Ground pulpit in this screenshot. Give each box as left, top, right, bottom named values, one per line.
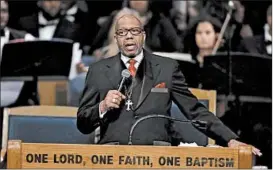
left=7, top=140, right=253, bottom=169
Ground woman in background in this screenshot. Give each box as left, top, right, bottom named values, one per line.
left=185, top=14, right=223, bottom=67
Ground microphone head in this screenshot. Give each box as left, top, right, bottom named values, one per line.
left=228, top=1, right=235, bottom=9
left=121, top=69, right=131, bottom=78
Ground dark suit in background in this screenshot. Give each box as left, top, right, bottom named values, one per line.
left=18, top=13, right=80, bottom=41
left=77, top=49, right=238, bottom=145
left=238, top=35, right=271, bottom=57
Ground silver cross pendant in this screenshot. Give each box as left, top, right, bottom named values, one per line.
left=125, top=99, right=133, bottom=111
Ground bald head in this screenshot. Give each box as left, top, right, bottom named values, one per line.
left=115, top=14, right=143, bottom=32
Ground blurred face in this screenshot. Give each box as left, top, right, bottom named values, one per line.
left=0, top=0, right=9, bottom=29
left=40, top=0, right=61, bottom=17
left=129, top=0, right=149, bottom=15
left=195, top=21, right=217, bottom=50
left=114, top=15, right=145, bottom=57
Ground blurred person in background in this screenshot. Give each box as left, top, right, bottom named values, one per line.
left=238, top=5, right=272, bottom=57
left=0, top=0, right=36, bottom=108
left=183, top=15, right=243, bottom=136
left=170, top=1, right=203, bottom=37
left=0, top=0, right=36, bottom=150
left=185, top=15, right=223, bottom=67
left=171, top=1, right=248, bottom=52
left=61, top=0, right=89, bottom=50
left=0, top=0, right=34, bottom=57
left=90, top=0, right=183, bottom=59
left=17, top=0, right=86, bottom=106
left=18, top=0, right=80, bottom=42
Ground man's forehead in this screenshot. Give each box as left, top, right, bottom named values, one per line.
left=116, top=15, right=142, bottom=29
left=117, top=24, right=141, bottom=30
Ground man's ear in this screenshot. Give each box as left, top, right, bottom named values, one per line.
left=142, top=31, right=146, bottom=44
left=114, top=34, right=118, bottom=44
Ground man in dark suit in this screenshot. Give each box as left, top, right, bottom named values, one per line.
left=77, top=14, right=261, bottom=156
left=18, top=0, right=80, bottom=42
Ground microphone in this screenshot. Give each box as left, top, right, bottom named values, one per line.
left=228, top=1, right=235, bottom=10
left=128, top=114, right=207, bottom=145
left=118, top=69, right=131, bottom=92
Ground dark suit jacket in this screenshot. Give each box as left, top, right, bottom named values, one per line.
left=18, top=13, right=80, bottom=42
left=77, top=49, right=238, bottom=145
left=8, top=28, right=27, bottom=40
left=238, top=35, right=271, bottom=57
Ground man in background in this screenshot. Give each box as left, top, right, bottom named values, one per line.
left=238, top=5, right=272, bottom=57
left=0, top=0, right=36, bottom=150
left=0, top=0, right=36, bottom=107
left=18, top=0, right=80, bottom=42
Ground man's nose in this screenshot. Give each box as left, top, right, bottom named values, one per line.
left=125, top=31, right=133, bottom=39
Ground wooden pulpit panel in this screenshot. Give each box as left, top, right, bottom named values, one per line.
left=38, top=80, right=68, bottom=105
left=7, top=140, right=252, bottom=169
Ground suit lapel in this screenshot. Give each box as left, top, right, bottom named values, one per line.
left=259, top=35, right=268, bottom=55
left=8, top=30, right=15, bottom=41
left=104, top=54, right=124, bottom=89
left=53, top=17, right=65, bottom=38
left=33, top=14, right=39, bottom=37
left=135, top=50, right=161, bottom=110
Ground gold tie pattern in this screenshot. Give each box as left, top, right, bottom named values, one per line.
left=128, top=59, right=137, bottom=77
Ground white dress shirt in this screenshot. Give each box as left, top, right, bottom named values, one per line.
left=38, top=12, right=59, bottom=40
left=264, top=24, right=272, bottom=55
left=120, top=50, right=144, bottom=70
left=65, top=4, right=78, bottom=23
left=0, top=28, right=10, bottom=57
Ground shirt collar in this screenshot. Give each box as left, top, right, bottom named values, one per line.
left=121, top=50, right=144, bottom=65
left=1, top=27, right=10, bottom=39
left=38, top=12, right=59, bottom=25
left=264, top=24, right=272, bottom=42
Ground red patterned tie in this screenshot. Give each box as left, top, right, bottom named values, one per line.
left=128, top=59, right=137, bottom=77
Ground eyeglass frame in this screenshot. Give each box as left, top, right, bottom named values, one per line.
left=115, top=27, right=144, bottom=37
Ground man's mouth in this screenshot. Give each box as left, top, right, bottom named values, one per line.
left=124, top=43, right=137, bottom=51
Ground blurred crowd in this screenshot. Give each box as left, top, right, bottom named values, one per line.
left=2, top=0, right=271, bottom=57
left=0, top=0, right=272, bottom=168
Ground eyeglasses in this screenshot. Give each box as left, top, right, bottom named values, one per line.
left=116, top=27, right=143, bottom=36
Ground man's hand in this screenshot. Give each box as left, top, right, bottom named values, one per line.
left=228, top=139, right=262, bottom=156
left=76, top=62, right=88, bottom=73
left=101, top=90, right=126, bottom=111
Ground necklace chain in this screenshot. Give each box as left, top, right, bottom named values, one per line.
left=125, top=79, right=135, bottom=100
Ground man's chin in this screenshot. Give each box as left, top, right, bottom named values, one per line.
left=124, top=51, right=137, bottom=58
left=123, top=49, right=142, bottom=57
